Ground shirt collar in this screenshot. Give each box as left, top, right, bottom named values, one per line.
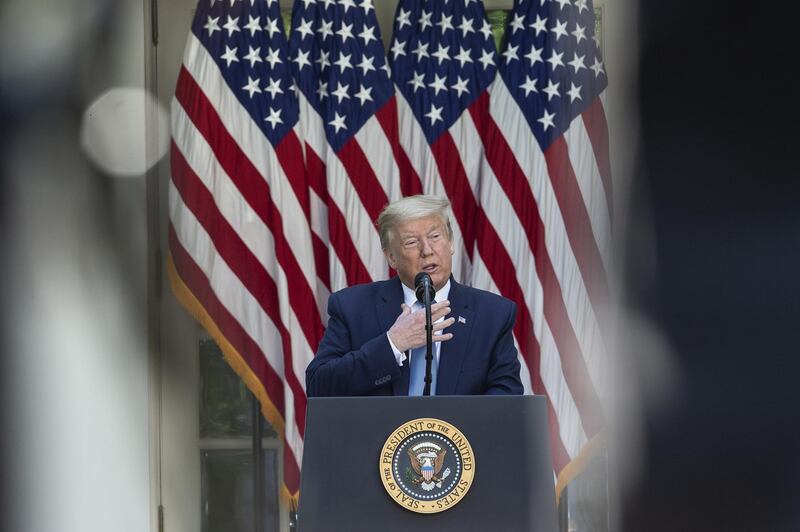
left=401, top=279, right=451, bottom=309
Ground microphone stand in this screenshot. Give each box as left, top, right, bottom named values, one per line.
left=422, top=280, right=433, bottom=396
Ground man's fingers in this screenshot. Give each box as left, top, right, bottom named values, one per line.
left=430, top=299, right=450, bottom=311
left=430, top=306, right=451, bottom=321
left=400, top=303, right=411, bottom=314
left=432, top=317, right=456, bottom=332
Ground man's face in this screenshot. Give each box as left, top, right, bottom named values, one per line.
left=384, top=215, right=454, bottom=291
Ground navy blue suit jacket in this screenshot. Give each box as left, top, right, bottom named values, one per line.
left=306, top=276, right=523, bottom=397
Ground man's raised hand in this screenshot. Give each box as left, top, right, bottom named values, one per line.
left=387, top=300, right=455, bottom=353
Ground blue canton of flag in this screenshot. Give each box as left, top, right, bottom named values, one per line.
left=288, top=0, right=394, bottom=152
left=193, top=0, right=299, bottom=146
left=390, top=0, right=498, bottom=143
left=499, top=0, right=607, bottom=148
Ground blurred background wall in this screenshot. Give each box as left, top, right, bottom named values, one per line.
left=1, top=1, right=152, bottom=531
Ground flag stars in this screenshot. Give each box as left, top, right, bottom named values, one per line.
left=357, top=54, right=376, bottom=75
left=419, top=10, right=433, bottom=31
left=572, top=23, right=586, bottom=44
left=318, top=19, right=334, bottom=40
left=567, top=82, right=582, bottom=102
left=265, top=47, right=282, bottom=68
left=454, top=46, right=473, bottom=67
left=554, top=0, right=571, bottom=10
left=432, top=44, right=450, bottom=65
left=458, top=16, right=474, bottom=37
left=358, top=24, right=377, bottom=46
left=509, top=13, right=525, bottom=34
left=221, top=45, right=239, bottom=66
left=296, top=18, right=314, bottom=39
left=538, top=109, right=556, bottom=131
left=530, top=14, right=547, bottom=36
left=293, top=49, right=311, bottom=69
left=334, top=52, right=353, bottom=73
left=408, top=71, right=426, bottom=92
left=478, top=48, right=495, bottom=69
left=244, top=46, right=262, bottom=67
left=340, top=0, right=356, bottom=12
left=412, top=41, right=430, bottom=62
left=336, top=22, right=354, bottom=43
left=525, top=45, right=543, bottom=65
left=543, top=79, right=560, bottom=101
left=392, top=39, right=407, bottom=58
left=397, top=8, right=412, bottom=29
left=502, top=44, right=519, bottom=63
left=223, top=16, right=240, bottom=36
left=244, top=15, right=260, bottom=36
left=264, top=107, right=283, bottom=129
left=425, top=104, right=444, bottom=125
left=429, top=74, right=447, bottom=95
left=575, top=0, right=589, bottom=13
left=437, top=14, right=454, bottom=33
left=547, top=49, right=565, bottom=70
left=300, top=0, right=316, bottom=8
left=359, top=0, right=374, bottom=15
left=316, top=80, right=328, bottom=100
left=315, top=49, right=331, bottom=70
left=355, top=84, right=373, bottom=105
left=520, top=75, right=538, bottom=96
left=568, top=52, right=586, bottom=73
left=332, top=81, right=350, bottom=103
left=262, top=20, right=279, bottom=40
left=329, top=112, right=347, bottom=133
left=479, top=19, right=493, bottom=39
left=590, top=57, right=605, bottom=77
left=321, top=0, right=335, bottom=9
left=204, top=15, right=221, bottom=36
left=264, top=78, right=283, bottom=98
left=451, top=76, right=470, bottom=97
left=551, top=19, right=569, bottom=40
left=242, top=76, right=262, bottom=98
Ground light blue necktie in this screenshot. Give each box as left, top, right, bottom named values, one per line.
left=408, top=302, right=438, bottom=396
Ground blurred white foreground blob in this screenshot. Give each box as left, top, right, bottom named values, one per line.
left=80, top=87, right=169, bottom=177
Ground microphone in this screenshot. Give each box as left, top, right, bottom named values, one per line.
left=414, top=271, right=436, bottom=304
left=413, top=272, right=435, bottom=396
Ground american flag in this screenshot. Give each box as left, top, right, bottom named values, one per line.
left=390, top=0, right=610, bottom=497
left=484, top=0, right=610, bottom=497
left=168, top=0, right=323, bottom=501
left=288, top=0, right=410, bottom=293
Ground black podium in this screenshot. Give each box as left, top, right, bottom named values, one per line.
left=297, top=395, right=558, bottom=532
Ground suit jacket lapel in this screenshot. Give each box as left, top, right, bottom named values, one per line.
left=437, top=279, right=474, bottom=395
left=375, top=277, right=409, bottom=395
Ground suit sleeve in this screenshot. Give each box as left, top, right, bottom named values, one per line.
left=484, top=300, right=524, bottom=395
left=306, top=292, right=402, bottom=397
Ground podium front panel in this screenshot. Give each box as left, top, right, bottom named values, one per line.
left=297, top=395, right=558, bottom=532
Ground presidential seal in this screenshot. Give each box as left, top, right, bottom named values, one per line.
left=379, top=418, right=475, bottom=514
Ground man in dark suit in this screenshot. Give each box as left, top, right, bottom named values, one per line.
left=306, top=195, right=523, bottom=397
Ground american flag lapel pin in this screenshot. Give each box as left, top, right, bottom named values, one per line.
left=458, top=316, right=466, bottom=324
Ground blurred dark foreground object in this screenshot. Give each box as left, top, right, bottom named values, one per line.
left=623, top=1, right=800, bottom=531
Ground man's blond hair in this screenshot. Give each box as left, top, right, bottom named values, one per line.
left=376, top=195, right=454, bottom=249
